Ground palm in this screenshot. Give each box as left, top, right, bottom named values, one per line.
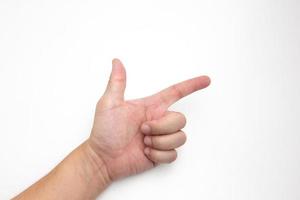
left=89, top=59, right=210, bottom=181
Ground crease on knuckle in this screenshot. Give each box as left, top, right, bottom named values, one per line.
left=171, top=85, right=184, bottom=99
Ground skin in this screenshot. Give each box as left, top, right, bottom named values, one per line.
left=12, top=58, right=211, bottom=200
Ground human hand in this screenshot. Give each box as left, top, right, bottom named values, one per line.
left=88, top=58, right=210, bottom=182
left=12, top=58, right=210, bottom=200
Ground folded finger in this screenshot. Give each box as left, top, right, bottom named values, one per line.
left=144, top=148, right=177, bottom=164
left=141, top=111, right=186, bottom=135
left=144, top=131, right=186, bottom=150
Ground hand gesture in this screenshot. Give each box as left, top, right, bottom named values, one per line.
left=88, top=58, right=211, bottom=181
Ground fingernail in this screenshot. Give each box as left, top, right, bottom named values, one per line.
left=141, top=124, right=151, bottom=134
left=144, top=147, right=150, bottom=155
left=112, top=58, right=118, bottom=65
left=144, top=136, right=152, bottom=146
left=112, top=59, right=118, bottom=70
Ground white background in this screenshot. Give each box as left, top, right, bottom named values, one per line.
left=0, top=0, right=299, bottom=199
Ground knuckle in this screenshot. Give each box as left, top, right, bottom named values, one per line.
left=112, top=76, right=126, bottom=83
left=171, top=85, right=184, bottom=99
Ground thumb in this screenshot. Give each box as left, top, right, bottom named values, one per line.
left=103, top=58, right=126, bottom=104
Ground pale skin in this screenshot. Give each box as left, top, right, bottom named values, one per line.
left=12, top=58, right=211, bottom=200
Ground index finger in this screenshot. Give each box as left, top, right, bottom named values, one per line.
left=149, top=75, right=211, bottom=108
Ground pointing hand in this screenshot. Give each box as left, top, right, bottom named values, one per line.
left=88, top=58, right=211, bottom=181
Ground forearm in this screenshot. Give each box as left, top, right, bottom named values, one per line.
left=12, top=140, right=111, bottom=200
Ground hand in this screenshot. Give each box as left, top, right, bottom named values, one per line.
left=88, top=58, right=210, bottom=182
left=12, top=58, right=210, bottom=200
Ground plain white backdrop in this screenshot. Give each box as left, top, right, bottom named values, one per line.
left=0, top=0, right=299, bottom=199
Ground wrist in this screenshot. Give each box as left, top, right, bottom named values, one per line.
left=12, top=140, right=112, bottom=200
left=81, top=140, right=113, bottom=188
